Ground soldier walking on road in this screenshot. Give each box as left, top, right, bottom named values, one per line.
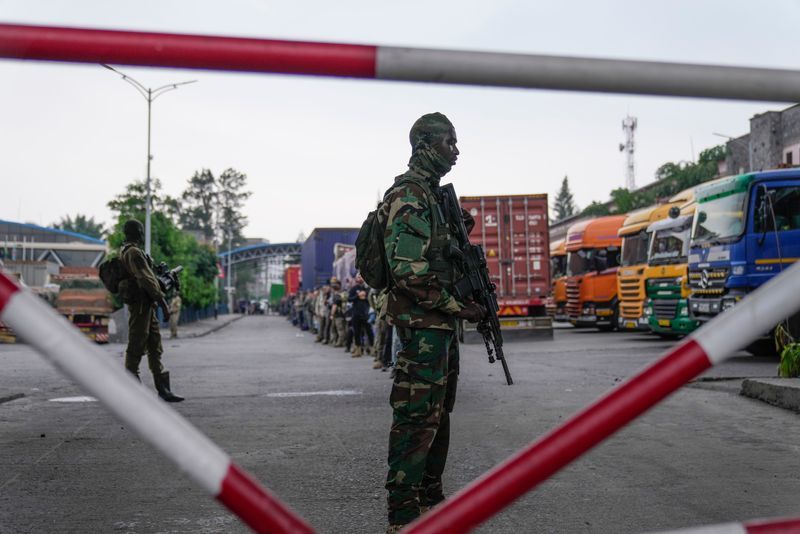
left=118, top=219, right=184, bottom=403
left=169, top=294, right=182, bottom=339
left=380, top=113, right=484, bottom=533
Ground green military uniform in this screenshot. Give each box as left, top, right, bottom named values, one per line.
left=382, top=113, right=469, bottom=528
left=118, top=220, right=183, bottom=402
left=169, top=295, right=182, bottom=338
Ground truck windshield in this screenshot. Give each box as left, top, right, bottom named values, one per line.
left=650, top=224, right=690, bottom=265
left=551, top=255, right=567, bottom=278
left=567, top=249, right=593, bottom=276
left=692, top=191, right=747, bottom=243
left=621, top=231, right=649, bottom=266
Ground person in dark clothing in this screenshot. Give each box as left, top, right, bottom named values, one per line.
left=350, top=288, right=374, bottom=357
left=348, top=273, right=368, bottom=302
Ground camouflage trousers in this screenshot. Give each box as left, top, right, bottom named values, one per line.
left=386, top=326, right=458, bottom=525
left=124, top=300, right=166, bottom=376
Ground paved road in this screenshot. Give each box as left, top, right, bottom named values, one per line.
left=0, top=316, right=797, bottom=533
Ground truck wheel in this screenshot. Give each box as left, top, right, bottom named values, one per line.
left=597, top=304, right=619, bottom=332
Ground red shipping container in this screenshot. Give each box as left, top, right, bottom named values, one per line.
left=459, top=194, right=550, bottom=316
left=284, top=265, right=301, bottom=296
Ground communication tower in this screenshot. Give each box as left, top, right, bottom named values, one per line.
left=619, top=115, right=637, bottom=190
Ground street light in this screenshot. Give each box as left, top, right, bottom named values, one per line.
left=713, top=131, right=753, bottom=173
left=103, top=64, right=197, bottom=255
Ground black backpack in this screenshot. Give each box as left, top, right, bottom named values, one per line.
left=355, top=206, right=390, bottom=290
left=98, top=246, right=131, bottom=294
left=356, top=177, right=425, bottom=290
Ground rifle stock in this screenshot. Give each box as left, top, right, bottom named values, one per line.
left=440, top=184, right=513, bottom=385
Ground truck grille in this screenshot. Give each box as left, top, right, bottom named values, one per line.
left=566, top=278, right=581, bottom=319
left=653, top=299, right=679, bottom=320
left=619, top=275, right=643, bottom=301
left=688, top=267, right=728, bottom=296
left=620, top=301, right=643, bottom=319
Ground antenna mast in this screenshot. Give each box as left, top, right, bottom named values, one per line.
left=620, top=115, right=637, bottom=190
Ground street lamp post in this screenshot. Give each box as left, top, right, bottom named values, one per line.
left=713, top=131, right=753, bottom=173
left=103, top=64, right=196, bottom=254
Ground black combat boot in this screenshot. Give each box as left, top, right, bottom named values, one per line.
left=154, top=372, right=184, bottom=403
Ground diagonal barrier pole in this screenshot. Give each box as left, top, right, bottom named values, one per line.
left=404, top=261, right=800, bottom=533
left=0, top=273, right=315, bottom=534
left=3, top=23, right=800, bottom=102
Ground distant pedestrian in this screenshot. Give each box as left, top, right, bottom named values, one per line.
left=169, top=294, right=182, bottom=339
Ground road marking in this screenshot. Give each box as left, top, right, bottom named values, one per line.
left=49, top=396, right=98, bottom=403
left=267, top=390, right=361, bottom=398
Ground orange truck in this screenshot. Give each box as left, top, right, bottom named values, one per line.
left=54, top=277, right=113, bottom=343
left=565, top=215, right=626, bottom=330
left=546, top=238, right=568, bottom=322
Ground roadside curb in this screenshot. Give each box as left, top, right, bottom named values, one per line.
left=0, top=393, right=25, bottom=405
left=184, top=314, right=245, bottom=339
left=740, top=378, right=800, bottom=412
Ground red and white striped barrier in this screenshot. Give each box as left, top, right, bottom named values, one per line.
left=403, top=261, right=800, bottom=534
left=2, top=23, right=800, bottom=102
left=650, top=516, right=800, bottom=534
left=0, top=273, right=314, bottom=534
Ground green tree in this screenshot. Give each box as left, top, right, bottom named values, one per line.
left=180, top=169, right=218, bottom=241
left=52, top=214, right=105, bottom=239
left=217, top=168, right=252, bottom=246
left=107, top=179, right=218, bottom=309
left=582, top=201, right=611, bottom=217
left=553, top=176, right=577, bottom=221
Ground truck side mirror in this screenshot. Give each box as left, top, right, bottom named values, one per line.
left=668, top=206, right=680, bottom=219
left=697, top=211, right=707, bottom=224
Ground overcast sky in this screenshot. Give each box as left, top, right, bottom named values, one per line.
left=1, top=1, right=796, bottom=243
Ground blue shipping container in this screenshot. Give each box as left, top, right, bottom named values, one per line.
left=301, top=228, right=359, bottom=289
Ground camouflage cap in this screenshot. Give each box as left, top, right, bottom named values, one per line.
left=409, top=112, right=454, bottom=149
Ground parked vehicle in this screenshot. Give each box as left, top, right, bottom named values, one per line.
left=644, top=199, right=699, bottom=337
left=300, top=228, right=359, bottom=289
left=54, top=277, right=113, bottom=343
left=688, top=170, right=800, bottom=354
left=565, top=215, right=626, bottom=330
left=459, top=193, right=553, bottom=337
left=546, top=238, right=569, bottom=322
left=616, top=188, right=693, bottom=331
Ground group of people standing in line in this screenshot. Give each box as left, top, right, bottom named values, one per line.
left=279, top=272, right=399, bottom=373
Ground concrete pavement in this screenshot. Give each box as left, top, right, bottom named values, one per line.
left=1, top=316, right=798, bottom=533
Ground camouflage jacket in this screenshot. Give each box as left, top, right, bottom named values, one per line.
left=118, top=243, right=163, bottom=304
left=381, top=169, right=463, bottom=330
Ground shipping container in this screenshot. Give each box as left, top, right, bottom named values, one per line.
left=284, top=265, right=301, bottom=296
left=460, top=193, right=551, bottom=325
left=300, top=228, right=359, bottom=289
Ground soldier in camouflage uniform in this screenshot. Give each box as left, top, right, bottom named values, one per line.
left=118, top=220, right=184, bottom=403
left=381, top=113, right=485, bottom=532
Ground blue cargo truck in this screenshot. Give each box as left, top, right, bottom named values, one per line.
left=688, top=169, right=800, bottom=354
left=300, top=227, right=359, bottom=289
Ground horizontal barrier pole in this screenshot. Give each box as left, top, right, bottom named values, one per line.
left=2, top=23, right=800, bottom=101
left=0, top=272, right=314, bottom=534
left=404, top=260, right=800, bottom=533
left=650, top=516, right=800, bottom=534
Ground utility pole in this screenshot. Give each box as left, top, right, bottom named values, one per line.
left=103, top=64, right=196, bottom=254
left=619, top=115, right=638, bottom=190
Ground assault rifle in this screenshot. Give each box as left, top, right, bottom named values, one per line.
left=439, top=183, right=513, bottom=385
left=155, top=263, right=183, bottom=294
